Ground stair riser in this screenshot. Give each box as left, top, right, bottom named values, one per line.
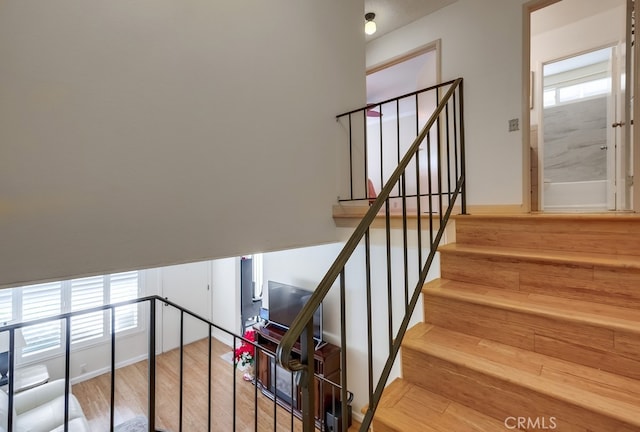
left=440, top=252, right=640, bottom=308
left=424, top=296, right=640, bottom=380
left=455, top=217, right=640, bottom=256
left=402, top=347, right=638, bottom=432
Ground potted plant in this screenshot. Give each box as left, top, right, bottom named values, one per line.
left=234, top=329, right=256, bottom=381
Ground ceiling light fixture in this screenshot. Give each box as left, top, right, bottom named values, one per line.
left=364, top=12, right=377, bottom=35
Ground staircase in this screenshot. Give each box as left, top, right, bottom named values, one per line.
left=372, top=214, right=640, bottom=431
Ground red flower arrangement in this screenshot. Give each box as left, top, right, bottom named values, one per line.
left=234, top=329, right=256, bottom=370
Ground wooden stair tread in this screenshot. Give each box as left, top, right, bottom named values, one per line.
left=423, top=278, right=640, bottom=333
left=403, top=323, right=640, bottom=426
left=374, top=378, right=524, bottom=432
left=451, top=213, right=640, bottom=222
left=439, top=243, right=640, bottom=269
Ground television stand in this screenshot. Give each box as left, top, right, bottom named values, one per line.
left=315, top=340, right=327, bottom=350
left=263, top=322, right=327, bottom=351
left=255, top=325, right=341, bottom=424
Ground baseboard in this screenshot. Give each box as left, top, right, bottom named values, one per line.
left=211, top=328, right=234, bottom=348
left=465, top=204, right=526, bottom=214
left=334, top=203, right=527, bottom=217
left=71, top=354, right=148, bottom=385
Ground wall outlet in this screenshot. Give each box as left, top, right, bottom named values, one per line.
left=508, top=118, right=519, bottom=132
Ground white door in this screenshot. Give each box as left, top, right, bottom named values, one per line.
left=161, top=261, right=212, bottom=352
left=618, top=0, right=635, bottom=210
left=210, top=257, right=239, bottom=346
left=541, top=47, right=616, bottom=211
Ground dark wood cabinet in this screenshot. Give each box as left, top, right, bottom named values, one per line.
left=255, top=325, right=341, bottom=422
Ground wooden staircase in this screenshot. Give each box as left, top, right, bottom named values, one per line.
left=372, top=214, right=640, bottom=432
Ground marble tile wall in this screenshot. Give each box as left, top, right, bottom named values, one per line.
left=543, top=96, right=607, bottom=183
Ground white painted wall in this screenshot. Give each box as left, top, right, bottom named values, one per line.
left=0, top=0, right=365, bottom=288
left=210, top=257, right=240, bottom=346
left=366, top=0, right=527, bottom=206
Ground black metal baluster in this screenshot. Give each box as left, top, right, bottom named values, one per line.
left=436, top=87, right=443, bottom=225
left=7, top=330, right=15, bottom=432
left=179, top=311, right=184, bottom=432
left=289, top=366, right=294, bottom=432
left=459, top=81, right=467, bottom=214
left=364, top=110, right=369, bottom=201
left=415, top=94, right=423, bottom=268
left=300, top=321, right=315, bottom=431
left=232, top=336, right=237, bottom=432
left=365, top=228, right=374, bottom=406
left=385, top=198, right=393, bottom=355
left=349, top=114, right=354, bottom=200
left=110, top=308, right=116, bottom=432
left=380, top=103, right=384, bottom=194
left=253, top=340, right=258, bottom=432
left=445, top=97, right=452, bottom=205
left=427, top=132, right=434, bottom=248
left=340, top=269, right=349, bottom=432
left=64, top=317, right=71, bottom=432
left=208, top=328, right=212, bottom=432
left=453, top=88, right=460, bottom=192
left=148, top=301, right=156, bottom=432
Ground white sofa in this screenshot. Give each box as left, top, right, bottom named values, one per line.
left=0, top=379, right=90, bottom=432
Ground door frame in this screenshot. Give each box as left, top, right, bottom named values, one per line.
left=366, top=39, right=441, bottom=79
left=538, top=45, right=617, bottom=211
left=522, top=0, right=638, bottom=212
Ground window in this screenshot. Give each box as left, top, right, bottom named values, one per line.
left=21, top=281, right=63, bottom=355
left=543, top=48, right=612, bottom=108
left=544, top=77, right=611, bottom=108
left=252, top=254, right=264, bottom=299
left=2, top=271, right=141, bottom=358
left=0, top=289, right=12, bottom=325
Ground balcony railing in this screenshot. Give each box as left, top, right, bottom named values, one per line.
left=277, top=78, right=465, bottom=432
left=2, top=295, right=342, bottom=431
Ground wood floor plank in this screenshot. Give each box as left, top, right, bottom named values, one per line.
left=534, top=334, right=640, bottom=380
left=439, top=243, right=640, bottom=308
left=423, top=278, right=640, bottom=377
left=372, top=378, right=523, bottom=432
left=401, top=323, right=640, bottom=431
left=452, top=214, right=640, bottom=256
left=73, top=337, right=361, bottom=432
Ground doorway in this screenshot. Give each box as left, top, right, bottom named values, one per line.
left=365, top=41, right=441, bottom=209
left=526, top=0, right=634, bottom=212
left=161, top=261, right=212, bottom=352
left=541, top=47, right=615, bottom=211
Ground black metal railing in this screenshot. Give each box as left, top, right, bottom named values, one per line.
left=277, top=78, right=465, bottom=431
left=1, top=296, right=338, bottom=431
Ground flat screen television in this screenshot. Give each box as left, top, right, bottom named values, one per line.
left=267, top=281, right=323, bottom=345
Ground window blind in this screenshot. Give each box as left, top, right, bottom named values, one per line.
left=21, top=282, right=63, bottom=355
left=71, top=275, right=106, bottom=344
left=110, top=271, right=139, bottom=332
left=0, top=289, right=12, bottom=325
left=6, top=271, right=140, bottom=358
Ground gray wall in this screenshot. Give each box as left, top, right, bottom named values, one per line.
left=543, top=97, right=607, bottom=182
left=0, top=1, right=365, bottom=287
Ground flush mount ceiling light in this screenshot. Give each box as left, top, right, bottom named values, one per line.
left=364, top=12, right=377, bottom=35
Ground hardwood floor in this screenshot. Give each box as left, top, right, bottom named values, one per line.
left=73, top=337, right=360, bottom=431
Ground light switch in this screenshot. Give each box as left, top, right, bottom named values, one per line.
left=508, top=118, right=519, bottom=132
